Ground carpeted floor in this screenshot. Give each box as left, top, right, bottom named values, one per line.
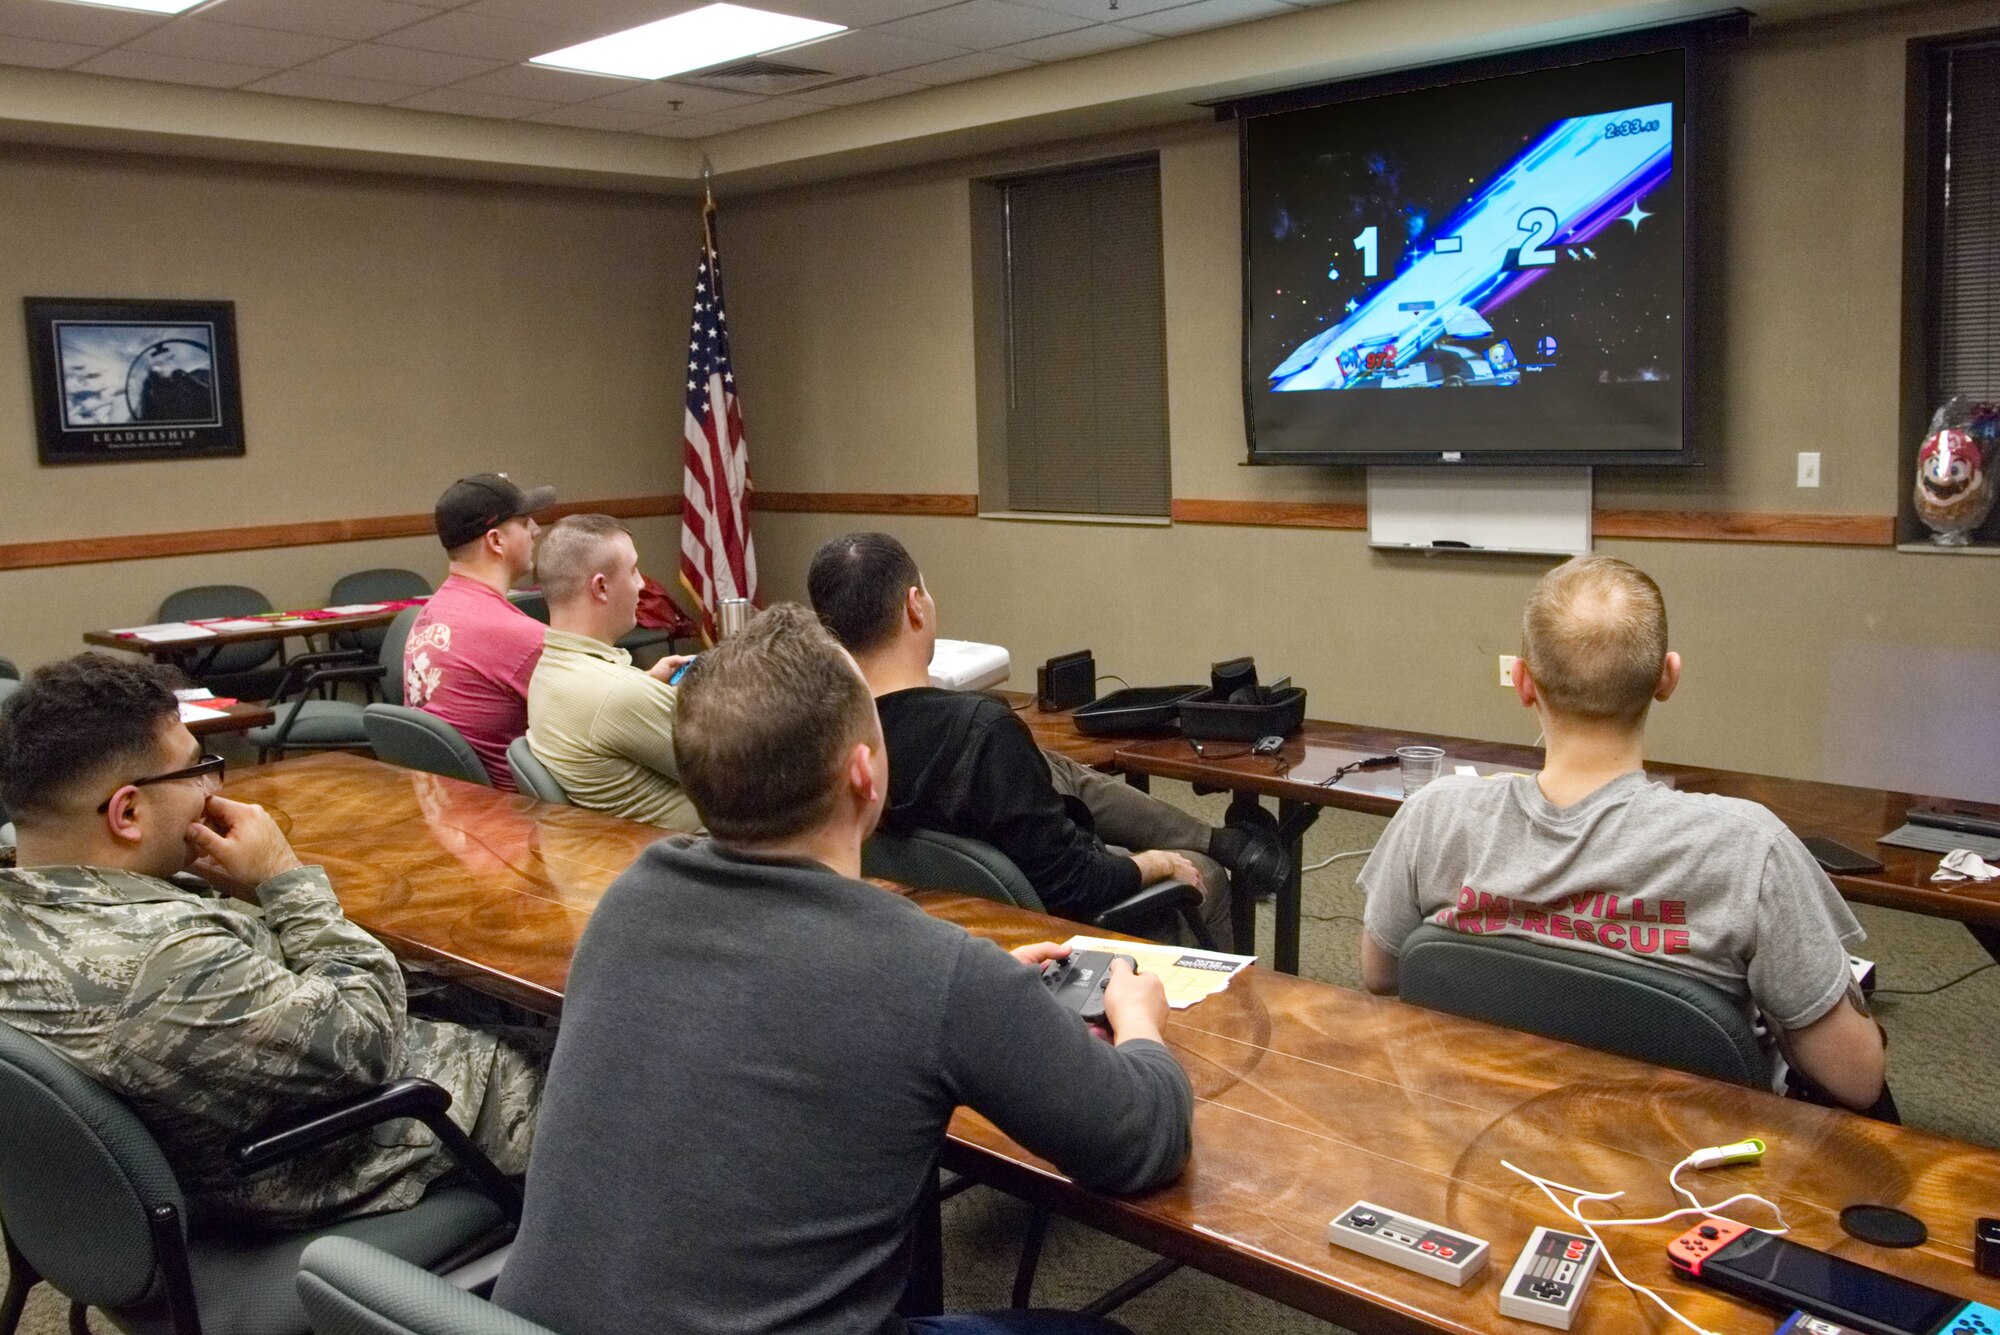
left=10, top=780, right=1996, bottom=1335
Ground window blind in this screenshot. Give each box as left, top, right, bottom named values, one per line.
left=1933, top=41, right=2000, bottom=403
left=1002, top=160, right=1171, bottom=517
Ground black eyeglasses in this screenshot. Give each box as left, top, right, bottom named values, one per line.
left=98, top=754, right=226, bottom=813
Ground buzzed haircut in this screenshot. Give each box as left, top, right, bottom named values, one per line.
left=806, top=532, right=921, bottom=656
left=536, top=514, right=632, bottom=607
left=0, top=654, right=185, bottom=824
left=1521, top=554, right=1669, bottom=725
left=672, top=603, right=877, bottom=845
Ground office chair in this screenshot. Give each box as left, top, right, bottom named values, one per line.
left=504, top=593, right=548, bottom=625
left=362, top=705, right=491, bottom=787
left=504, top=739, right=569, bottom=806
left=298, top=1238, right=553, bottom=1335
left=0, top=1020, right=518, bottom=1335
left=250, top=608, right=423, bottom=763
left=156, top=585, right=287, bottom=700
left=1395, top=923, right=1771, bottom=1088
left=862, top=827, right=1218, bottom=951
left=328, top=570, right=431, bottom=662
left=0, top=658, right=18, bottom=680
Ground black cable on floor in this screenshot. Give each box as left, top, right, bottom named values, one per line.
left=1875, top=961, right=1998, bottom=996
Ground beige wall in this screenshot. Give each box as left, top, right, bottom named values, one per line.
left=727, top=2, right=2000, bottom=801
left=0, top=146, right=694, bottom=669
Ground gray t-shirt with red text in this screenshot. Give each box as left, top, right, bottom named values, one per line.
left=1360, top=770, right=1863, bottom=1031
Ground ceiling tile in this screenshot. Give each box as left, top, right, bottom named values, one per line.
left=243, top=67, right=429, bottom=102
left=0, top=32, right=97, bottom=67
left=199, top=0, right=444, bottom=43
left=0, top=0, right=162, bottom=46
left=375, top=10, right=577, bottom=62
left=297, top=41, right=503, bottom=84
left=587, top=78, right=758, bottom=115
left=394, top=85, right=559, bottom=117
left=998, top=22, right=1147, bottom=59
left=1117, top=0, right=1293, bottom=33
left=639, top=114, right=729, bottom=138
left=524, top=101, right=662, bottom=130
left=1008, top=0, right=1188, bottom=22
left=774, top=0, right=958, bottom=26
left=696, top=96, right=817, bottom=127
left=74, top=47, right=271, bottom=87
left=897, top=49, right=1029, bottom=84
left=783, top=72, right=922, bottom=104
left=460, top=0, right=704, bottom=34
left=447, top=61, right=638, bottom=101
left=878, top=0, right=1085, bottom=48
left=786, top=28, right=963, bottom=76
left=122, top=18, right=349, bottom=67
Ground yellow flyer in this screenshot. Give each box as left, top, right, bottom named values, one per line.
left=1059, top=935, right=1257, bottom=1009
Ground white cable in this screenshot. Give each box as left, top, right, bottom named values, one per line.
left=1303, top=848, right=1373, bottom=872
left=1500, top=1148, right=1789, bottom=1335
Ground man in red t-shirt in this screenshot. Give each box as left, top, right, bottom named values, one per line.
left=402, top=474, right=554, bottom=790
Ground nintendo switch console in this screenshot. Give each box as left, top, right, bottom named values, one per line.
left=1670, top=1219, right=1999, bottom=1335
left=1039, top=951, right=1136, bottom=1025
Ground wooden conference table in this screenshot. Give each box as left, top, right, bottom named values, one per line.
left=225, top=753, right=2000, bottom=1335
left=83, top=604, right=412, bottom=659
left=1005, top=693, right=2000, bottom=975
left=184, top=700, right=275, bottom=737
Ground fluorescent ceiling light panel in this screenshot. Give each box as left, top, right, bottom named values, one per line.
left=55, top=0, right=207, bottom=12
left=531, top=4, right=845, bottom=80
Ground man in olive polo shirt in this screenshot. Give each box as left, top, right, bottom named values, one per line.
left=525, top=515, right=701, bottom=832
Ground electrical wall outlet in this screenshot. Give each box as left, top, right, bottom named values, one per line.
left=1797, top=452, right=1821, bottom=487
left=1499, top=654, right=1519, bottom=688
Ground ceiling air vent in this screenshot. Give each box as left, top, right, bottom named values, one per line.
left=680, top=59, right=853, bottom=95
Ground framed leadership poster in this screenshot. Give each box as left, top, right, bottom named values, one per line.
left=24, top=297, right=247, bottom=465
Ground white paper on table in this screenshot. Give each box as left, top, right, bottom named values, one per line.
left=266, top=619, right=317, bottom=629
left=173, top=688, right=216, bottom=701
left=177, top=703, right=229, bottom=723
left=321, top=603, right=387, bottom=615
left=198, top=618, right=277, bottom=632
left=1060, top=935, right=1258, bottom=1009
left=114, top=623, right=217, bottom=643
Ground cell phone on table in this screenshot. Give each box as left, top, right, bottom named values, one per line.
left=1669, top=1220, right=1985, bottom=1335
left=1801, top=836, right=1885, bottom=876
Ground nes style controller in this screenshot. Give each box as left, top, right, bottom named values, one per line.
left=1326, top=1201, right=1489, bottom=1286
left=1497, top=1227, right=1600, bottom=1329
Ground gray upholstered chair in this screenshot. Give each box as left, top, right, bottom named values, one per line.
left=504, top=592, right=548, bottom=625
left=861, top=827, right=1217, bottom=950
left=362, top=705, right=491, bottom=787
left=504, top=738, right=568, bottom=806
left=0, top=658, right=18, bottom=680
left=1395, top=923, right=1771, bottom=1088
left=156, top=585, right=287, bottom=701
left=250, top=608, right=424, bottom=763
left=328, top=570, right=432, bottom=662
left=298, top=1238, right=555, bottom=1335
left=0, top=1021, right=517, bottom=1335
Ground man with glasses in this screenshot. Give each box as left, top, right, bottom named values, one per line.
left=0, top=654, right=545, bottom=1226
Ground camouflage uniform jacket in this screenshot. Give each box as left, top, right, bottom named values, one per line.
left=0, top=860, right=521, bottom=1227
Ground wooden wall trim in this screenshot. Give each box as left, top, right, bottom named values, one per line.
left=0, top=491, right=1898, bottom=573
left=1172, top=498, right=1368, bottom=529
left=751, top=491, right=979, bottom=516
left=0, top=495, right=682, bottom=573
left=1174, top=497, right=1896, bottom=546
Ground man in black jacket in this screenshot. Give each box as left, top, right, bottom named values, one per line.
left=495, top=604, right=1190, bottom=1335
left=808, top=532, right=1287, bottom=950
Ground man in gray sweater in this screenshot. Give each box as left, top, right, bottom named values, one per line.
left=494, top=603, right=1192, bottom=1335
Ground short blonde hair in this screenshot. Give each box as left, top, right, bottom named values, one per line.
left=1521, top=555, right=1668, bottom=724
left=536, top=514, right=630, bottom=608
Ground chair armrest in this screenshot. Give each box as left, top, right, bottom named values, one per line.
left=228, top=1077, right=521, bottom=1220
left=268, top=650, right=370, bottom=704
left=1092, top=878, right=1199, bottom=936
left=263, top=664, right=387, bottom=750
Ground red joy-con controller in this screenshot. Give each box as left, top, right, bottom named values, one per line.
left=1668, top=1219, right=1753, bottom=1277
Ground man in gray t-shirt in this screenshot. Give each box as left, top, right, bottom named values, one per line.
left=1360, top=555, right=1887, bottom=1114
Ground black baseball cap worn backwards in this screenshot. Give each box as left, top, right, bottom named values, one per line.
left=435, top=473, right=557, bottom=550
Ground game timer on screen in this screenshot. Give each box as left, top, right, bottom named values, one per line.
left=1242, top=47, right=1695, bottom=464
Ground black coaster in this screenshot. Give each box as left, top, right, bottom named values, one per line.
left=1841, top=1204, right=1928, bottom=1248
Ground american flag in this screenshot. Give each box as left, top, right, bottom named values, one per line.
left=679, top=195, right=758, bottom=644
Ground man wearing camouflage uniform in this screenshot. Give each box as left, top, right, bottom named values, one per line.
left=0, top=655, right=545, bottom=1228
